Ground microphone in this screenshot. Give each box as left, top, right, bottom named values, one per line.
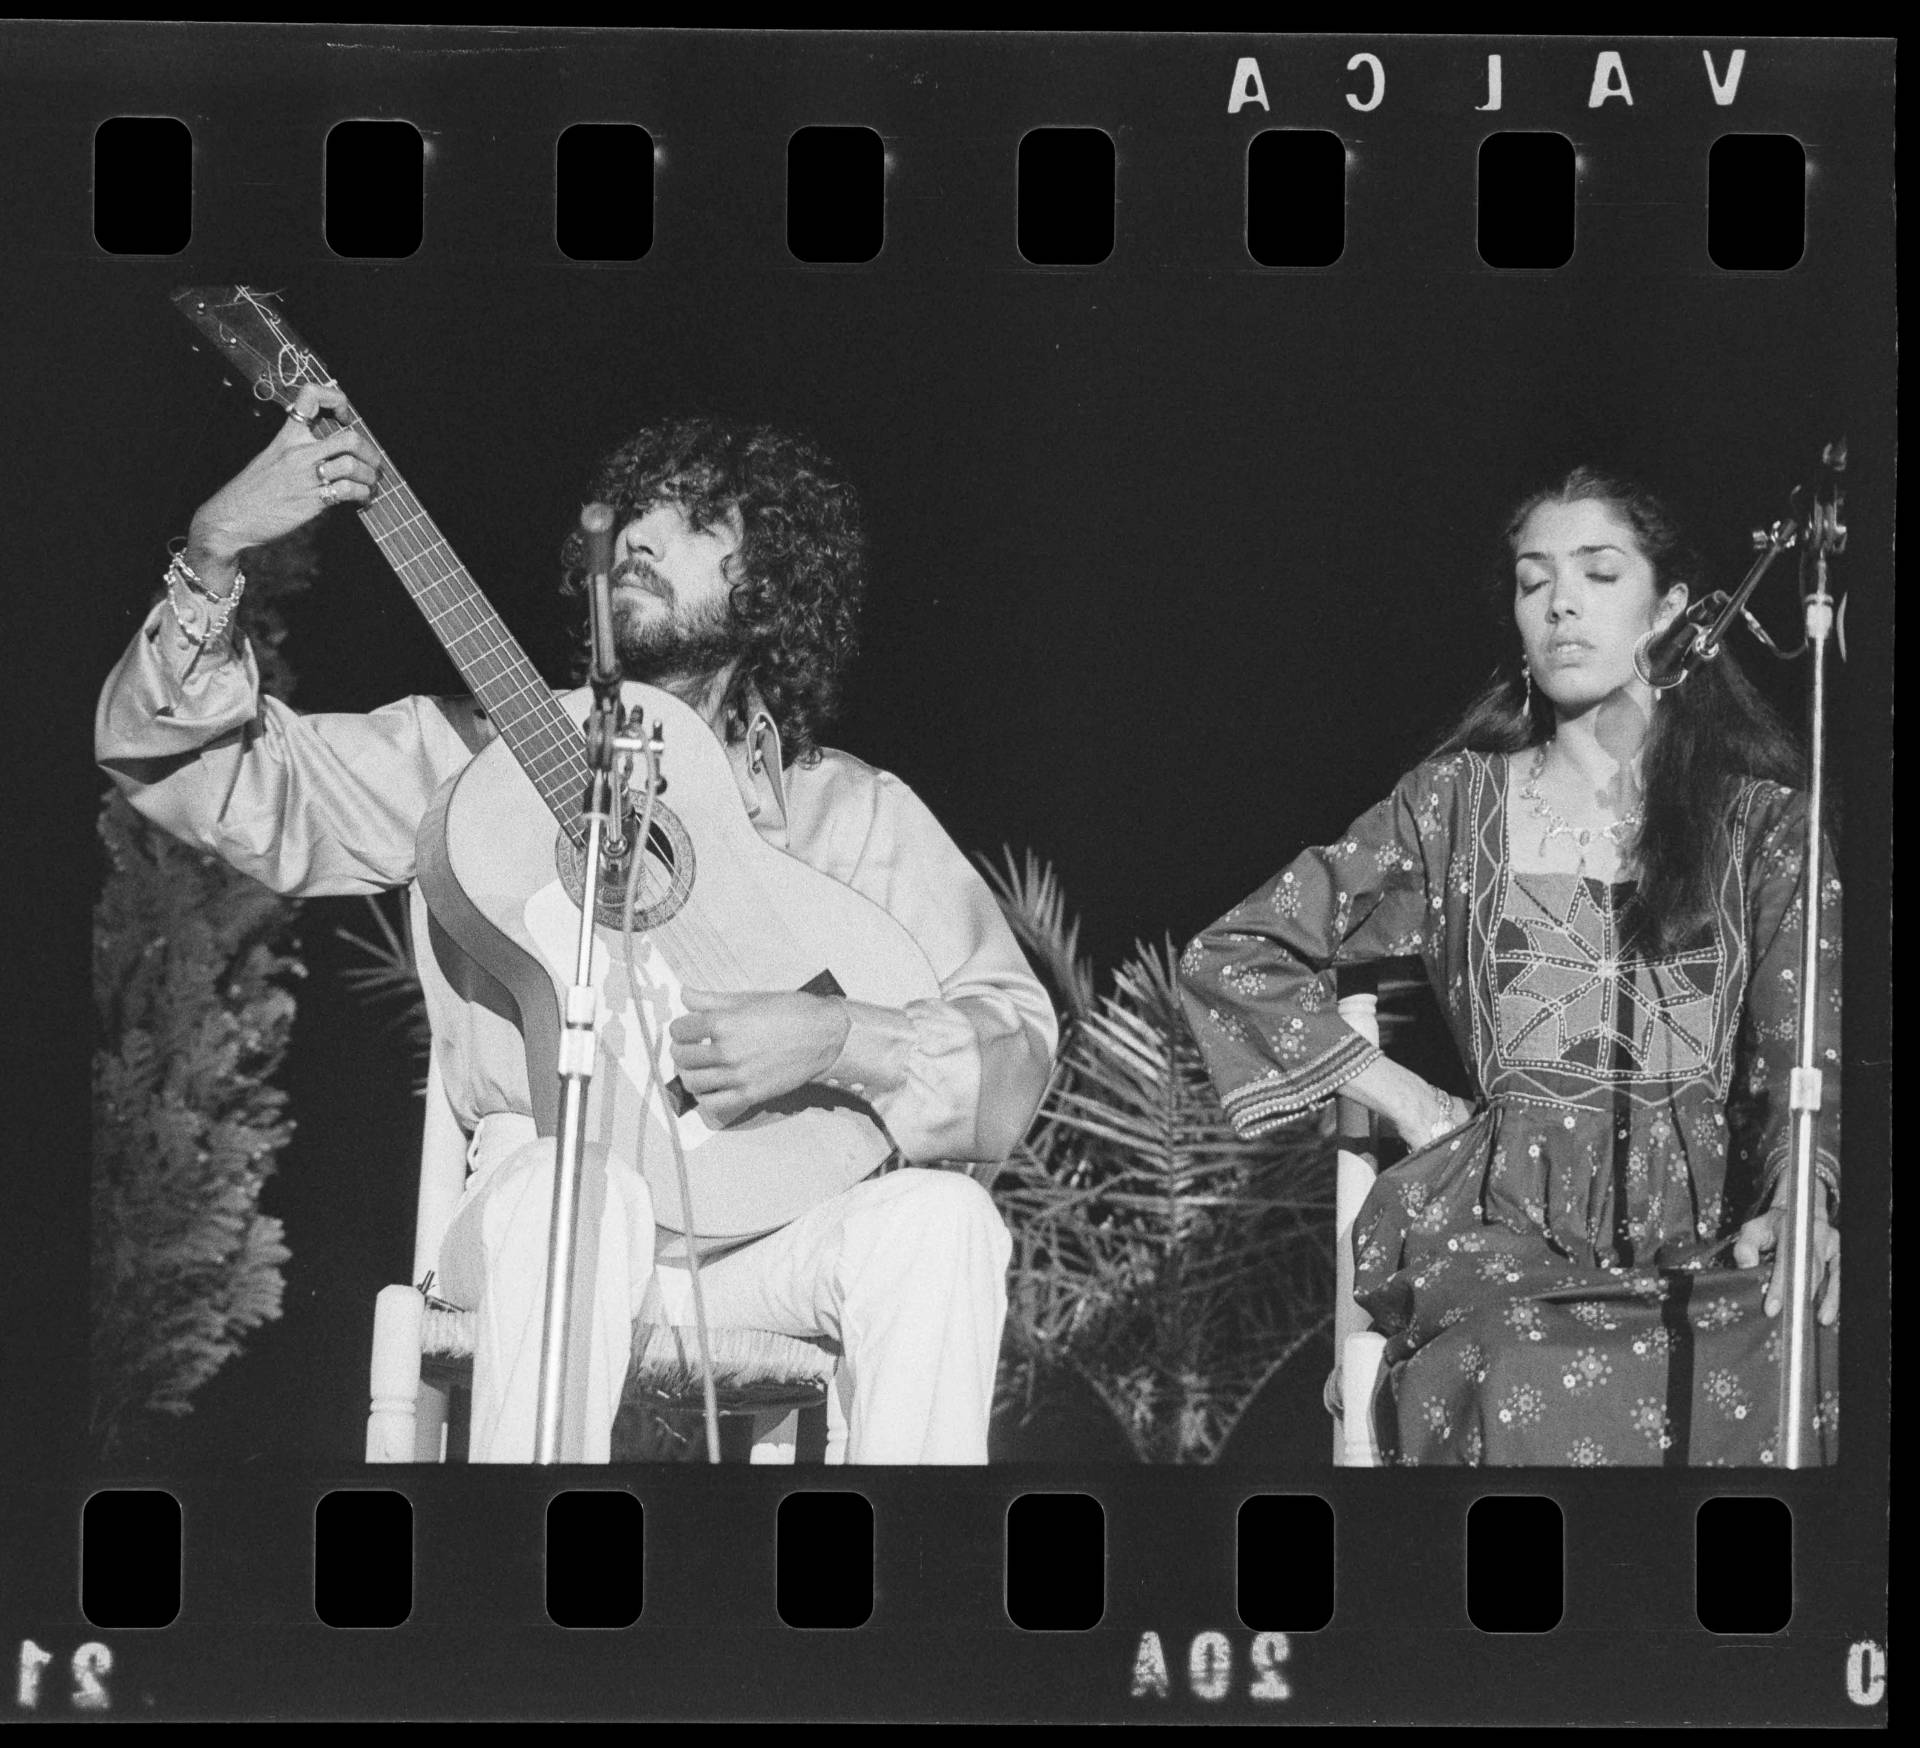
left=1632, top=594, right=1727, bottom=690
left=581, top=503, right=618, bottom=690
left=578, top=503, right=633, bottom=871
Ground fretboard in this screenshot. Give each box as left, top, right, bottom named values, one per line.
left=322, top=412, right=589, bottom=837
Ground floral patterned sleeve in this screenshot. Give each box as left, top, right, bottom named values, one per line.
left=1178, top=763, right=1447, bottom=1138
left=1731, top=781, right=1842, bottom=1212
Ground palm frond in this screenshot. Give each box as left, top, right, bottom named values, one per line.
left=992, top=914, right=1336, bottom=1462
left=334, top=893, right=432, bottom=1077
left=975, top=846, right=1096, bottom=1025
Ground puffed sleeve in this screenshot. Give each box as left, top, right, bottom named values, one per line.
left=783, top=757, right=1059, bottom=1166
left=95, top=597, right=480, bottom=896
left=1730, top=781, right=1842, bottom=1210
left=1179, top=762, right=1449, bottom=1137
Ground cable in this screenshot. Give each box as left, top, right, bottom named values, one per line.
left=618, top=746, right=723, bottom=1464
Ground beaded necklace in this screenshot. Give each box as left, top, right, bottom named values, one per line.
left=1520, top=744, right=1643, bottom=865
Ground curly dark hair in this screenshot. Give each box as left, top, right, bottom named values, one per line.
left=1433, top=466, right=1804, bottom=954
left=560, top=417, right=866, bottom=764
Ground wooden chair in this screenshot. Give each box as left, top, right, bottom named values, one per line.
left=367, top=1038, right=839, bottom=1464
left=1331, top=984, right=1389, bottom=1466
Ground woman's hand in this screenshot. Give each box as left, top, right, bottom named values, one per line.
left=183, top=383, right=383, bottom=595
left=1341, top=1054, right=1475, bottom=1150
left=668, top=989, right=854, bottom=1129
left=1387, top=1083, right=1476, bottom=1152
left=1732, top=1189, right=1840, bottom=1326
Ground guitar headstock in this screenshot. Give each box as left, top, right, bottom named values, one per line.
left=172, top=285, right=340, bottom=414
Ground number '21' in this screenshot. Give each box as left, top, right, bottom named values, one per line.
left=16, top=1640, right=113, bottom=1712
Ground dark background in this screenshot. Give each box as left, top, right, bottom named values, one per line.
left=65, top=258, right=1895, bottom=1469
left=4, top=31, right=1893, bottom=1480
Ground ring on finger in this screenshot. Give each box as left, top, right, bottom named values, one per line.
left=319, top=480, right=339, bottom=505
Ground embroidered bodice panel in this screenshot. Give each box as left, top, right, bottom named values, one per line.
left=1466, top=759, right=1744, bottom=1114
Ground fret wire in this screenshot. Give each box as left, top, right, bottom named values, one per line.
left=446, top=624, right=508, bottom=662
left=345, top=418, right=589, bottom=821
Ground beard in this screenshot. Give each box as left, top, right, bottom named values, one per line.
left=610, top=573, right=742, bottom=685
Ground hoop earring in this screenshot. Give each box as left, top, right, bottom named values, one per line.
left=1632, top=629, right=1659, bottom=691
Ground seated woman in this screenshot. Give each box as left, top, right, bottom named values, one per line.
left=1179, top=467, right=1840, bottom=1466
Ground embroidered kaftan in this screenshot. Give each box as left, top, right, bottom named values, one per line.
left=1180, top=751, right=1840, bottom=1466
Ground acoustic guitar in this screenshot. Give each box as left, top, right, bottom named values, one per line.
left=174, top=286, right=942, bottom=1240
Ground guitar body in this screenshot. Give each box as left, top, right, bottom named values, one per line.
left=417, top=680, right=943, bottom=1241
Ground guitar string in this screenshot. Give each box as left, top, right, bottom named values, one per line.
left=229, top=321, right=844, bottom=1259
left=235, top=311, right=760, bottom=1426
left=362, top=455, right=748, bottom=1363
left=372, top=468, right=769, bottom=1169
left=621, top=770, right=722, bottom=1463
left=322, top=407, right=768, bottom=995
left=357, top=466, right=794, bottom=1113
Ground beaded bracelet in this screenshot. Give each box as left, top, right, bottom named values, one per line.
left=165, top=549, right=246, bottom=648
left=166, top=538, right=216, bottom=594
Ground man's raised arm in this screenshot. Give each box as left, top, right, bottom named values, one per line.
left=97, top=380, right=470, bottom=898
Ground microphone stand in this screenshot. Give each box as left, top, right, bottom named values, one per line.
left=533, top=504, right=633, bottom=1465
left=1777, top=448, right=1846, bottom=1469
left=1637, top=444, right=1847, bottom=1465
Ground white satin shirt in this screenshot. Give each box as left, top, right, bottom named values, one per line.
left=97, top=596, right=1057, bottom=1166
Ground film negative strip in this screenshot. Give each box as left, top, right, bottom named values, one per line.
left=1, top=27, right=1891, bottom=1723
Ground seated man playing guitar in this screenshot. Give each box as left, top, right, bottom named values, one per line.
left=97, top=380, right=1057, bottom=1463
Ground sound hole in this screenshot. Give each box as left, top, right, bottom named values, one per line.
left=555, top=799, right=696, bottom=929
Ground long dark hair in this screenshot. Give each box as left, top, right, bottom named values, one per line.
left=1433, top=467, right=1804, bottom=953
left=560, top=418, right=866, bottom=764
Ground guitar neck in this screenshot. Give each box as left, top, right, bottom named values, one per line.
left=322, top=411, right=588, bottom=835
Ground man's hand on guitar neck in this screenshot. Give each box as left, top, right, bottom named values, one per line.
left=670, top=989, right=857, bottom=1129
left=183, top=383, right=384, bottom=596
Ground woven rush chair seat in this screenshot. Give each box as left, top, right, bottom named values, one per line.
left=414, top=1302, right=836, bottom=1429
left=626, top=1322, right=838, bottom=1417
left=616, top=1322, right=839, bottom=1463
left=421, top=1303, right=476, bottom=1366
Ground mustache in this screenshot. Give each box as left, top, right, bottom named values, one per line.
left=612, top=557, right=668, bottom=592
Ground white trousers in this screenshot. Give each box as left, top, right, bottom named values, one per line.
left=436, top=1116, right=1012, bottom=1464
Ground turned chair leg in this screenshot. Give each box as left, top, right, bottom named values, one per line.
left=744, top=1396, right=832, bottom=1464
left=748, top=1410, right=800, bottom=1463
left=414, top=1379, right=452, bottom=1463
left=1340, top=1332, right=1389, bottom=1467
left=1333, top=982, right=1385, bottom=1467
left=822, top=1365, right=850, bottom=1464
left=368, top=1284, right=426, bottom=1463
